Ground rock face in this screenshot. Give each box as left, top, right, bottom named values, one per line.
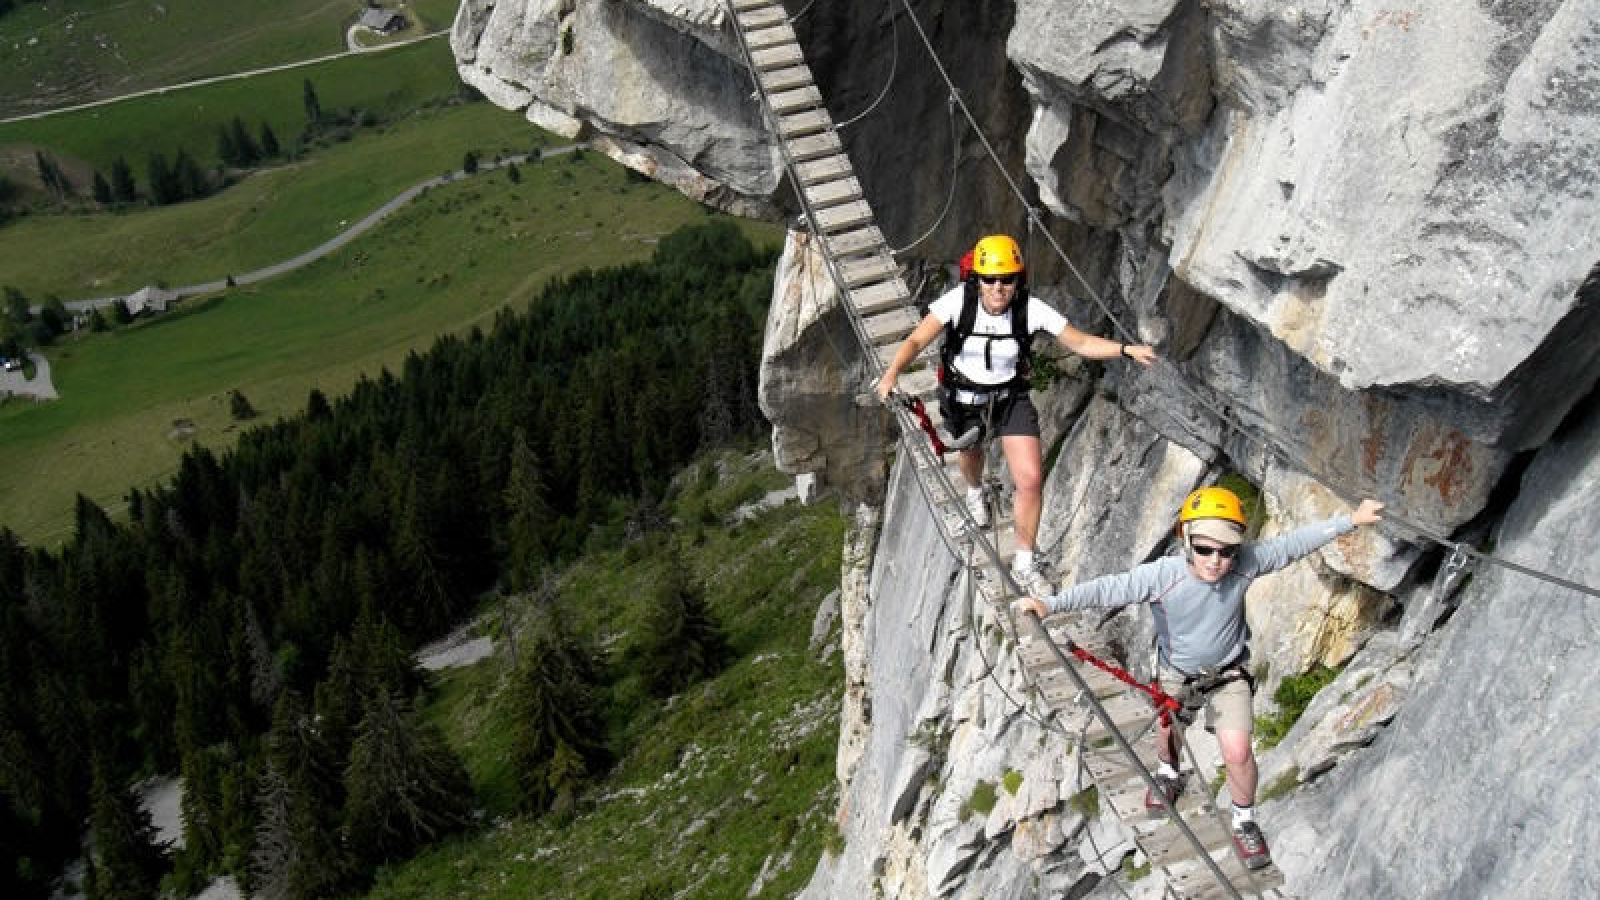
left=451, top=0, right=780, bottom=216
left=455, top=2, right=1600, bottom=899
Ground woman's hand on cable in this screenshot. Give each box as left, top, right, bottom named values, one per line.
left=1352, top=498, right=1385, bottom=526
left=1122, top=344, right=1157, bottom=367
left=875, top=371, right=898, bottom=403
left=1015, top=596, right=1049, bottom=619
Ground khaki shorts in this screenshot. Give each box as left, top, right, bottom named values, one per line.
left=1158, top=663, right=1254, bottom=734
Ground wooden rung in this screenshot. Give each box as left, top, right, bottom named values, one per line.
left=822, top=225, right=886, bottom=259
left=758, top=64, right=811, bottom=93
left=804, top=176, right=862, bottom=210
left=814, top=199, right=874, bottom=233
left=780, top=109, right=832, bottom=138
left=796, top=154, right=853, bottom=186
left=738, top=7, right=787, bottom=30
left=745, top=22, right=796, bottom=51
left=788, top=131, right=843, bottom=163
left=840, top=253, right=897, bottom=287
left=862, top=307, right=918, bottom=346
left=753, top=43, right=804, bottom=71
left=770, top=85, right=823, bottom=114
left=847, top=279, right=908, bottom=317
left=1163, top=851, right=1284, bottom=899
left=734, top=0, right=778, bottom=11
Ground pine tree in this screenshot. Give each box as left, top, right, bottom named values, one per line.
left=110, top=156, right=137, bottom=203
left=146, top=152, right=177, bottom=205
left=632, top=549, right=730, bottom=697
left=174, top=149, right=206, bottom=201
left=216, top=124, right=238, bottom=167
left=259, top=121, right=281, bottom=158
left=507, top=612, right=610, bottom=813
left=229, top=117, right=259, bottom=165
left=503, top=427, right=552, bottom=589
left=92, top=170, right=112, bottom=204
left=84, top=767, right=169, bottom=900
left=251, top=695, right=351, bottom=900
left=302, top=79, right=322, bottom=125
left=341, top=688, right=471, bottom=865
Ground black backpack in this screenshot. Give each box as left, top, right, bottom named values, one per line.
left=938, top=279, right=1032, bottom=390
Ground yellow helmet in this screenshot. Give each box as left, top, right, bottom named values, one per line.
left=970, top=235, right=1024, bottom=276
left=1179, top=487, right=1246, bottom=526
left=1179, top=486, right=1247, bottom=545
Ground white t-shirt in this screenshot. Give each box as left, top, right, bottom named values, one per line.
left=929, top=286, right=1069, bottom=386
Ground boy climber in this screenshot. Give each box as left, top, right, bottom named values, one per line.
left=1016, top=486, right=1385, bottom=870
left=875, top=234, right=1156, bottom=595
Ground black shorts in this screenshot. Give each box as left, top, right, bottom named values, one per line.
left=939, top=386, right=1040, bottom=443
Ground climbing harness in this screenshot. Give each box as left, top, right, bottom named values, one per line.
left=878, top=0, right=1600, bottom=603
left=888, top=388, right=978, bottom=455
left=937, top=279, right=1034, bottom=386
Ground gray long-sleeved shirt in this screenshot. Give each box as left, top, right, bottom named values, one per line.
left=1043, top=515, right=1355, bottom=673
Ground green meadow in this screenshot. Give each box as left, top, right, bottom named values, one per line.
left=0, top=0, right=462, bottom=117
left=0, top=101, right=549, bottom=299
left=0, top=34, right=465, bottom=175
left=0, top=125, right=779, bottom=545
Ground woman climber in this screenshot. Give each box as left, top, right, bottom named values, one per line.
left=874, top=233, right=1156, bottom=595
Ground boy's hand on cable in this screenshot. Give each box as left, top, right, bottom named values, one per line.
left=1352, top=498, right=1385, bottom=526
left=1015, top=597, right=1049, bottom=619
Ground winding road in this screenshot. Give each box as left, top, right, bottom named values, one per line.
left=5, top=144, right=586, bottom=400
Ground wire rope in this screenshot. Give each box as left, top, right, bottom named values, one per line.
left=832, top=0, right=900, bottom=130
left=889, top=0, right=1600, bottom=603
left=886, top=93, right=963, bottom=256
left=785, top=0, right=817, bottom=25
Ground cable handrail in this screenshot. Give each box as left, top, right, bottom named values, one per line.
left=888, top=0, right=1599, bottom=602
left=722, top=5, right=1251, bottom=898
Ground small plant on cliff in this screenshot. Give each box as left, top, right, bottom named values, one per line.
left=1067, top=785, right=1099, bottom=819
left=1255, top=664, right=1343, bottom=750
left=961, top=780, right=998, bottom=822
left=1001, top=770, right=1023, bottom=796
left=1260, top=766, right=1301, bottom=804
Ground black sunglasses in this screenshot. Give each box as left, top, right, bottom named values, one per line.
left=1189, top=542, right=1238, bottom=560
left=978, top=274, right=1019, bottom=286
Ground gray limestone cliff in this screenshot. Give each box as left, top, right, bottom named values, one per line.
left=454, top=2, right=1600, bottom=898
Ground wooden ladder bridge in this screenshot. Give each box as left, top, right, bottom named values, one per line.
left=725, top=2, right=1293, bottom=898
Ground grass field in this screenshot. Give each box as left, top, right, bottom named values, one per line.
left=0, top=0, right=462, bottom=117
left=0, top=34, right=465, bottom=177
left=402, top=454, right=845, bottom=900
left=0, top=143, right=781, bottom=546
left=0, top=101, right=553, bottom=300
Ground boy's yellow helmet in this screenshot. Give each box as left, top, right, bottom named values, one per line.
left=1179, top=487, right=1247, bottom=527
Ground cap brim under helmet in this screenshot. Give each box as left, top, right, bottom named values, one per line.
left=1186, top=518, right=1245, bottom=545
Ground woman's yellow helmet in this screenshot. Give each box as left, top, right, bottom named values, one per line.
left=970, top=234, right=1024, bottom=276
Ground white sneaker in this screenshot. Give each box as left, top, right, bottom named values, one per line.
left=965, top=490, right=990, bottom=528
left=1010, top=558, right=1054, bottom=597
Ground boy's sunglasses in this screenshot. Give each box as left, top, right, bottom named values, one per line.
left=1189, top=542, right=1238, bottom=560
left=978, top=274, right=1019, bottom=286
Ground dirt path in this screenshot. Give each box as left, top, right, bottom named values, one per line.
left=61, top=143, right=585, bottom=316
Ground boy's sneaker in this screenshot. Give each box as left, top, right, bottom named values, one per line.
left=1143, top=773, right=1181, bottom=813
left=1231, top=821, right=1272, bottom=870
left=1010, top=558, right=1054, bottom=598
left=965, top=491, right=990, bottom=528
